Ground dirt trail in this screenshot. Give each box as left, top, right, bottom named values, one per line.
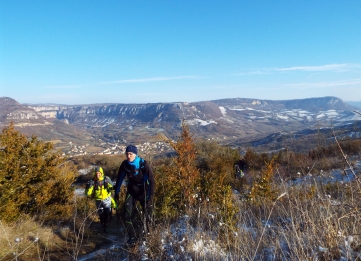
left=78, top=219, right=130, bottom=261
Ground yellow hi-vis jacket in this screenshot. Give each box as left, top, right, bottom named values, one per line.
left=85, top=166, right=117, bottom=209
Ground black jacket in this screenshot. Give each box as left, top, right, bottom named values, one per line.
left=115, top=158, right=155, bottom=202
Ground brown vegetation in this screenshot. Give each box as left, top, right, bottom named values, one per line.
left=0, top=122, right=360, bottom=260
left=0, top=123, right=77, bottom=223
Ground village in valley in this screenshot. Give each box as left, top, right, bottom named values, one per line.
left=63, top=139, right=173, bottom=158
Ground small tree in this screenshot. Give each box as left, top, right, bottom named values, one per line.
left=196, top=141, right=240, bottom=228
left=169, top=122, right=200, bottom=208
left=0, top=123, right=76, bottom=222
left=245, top=158, right=279, bottom=205
left=155, top=123, right=239, bottom=228
left=156, top=121, right=201, bottom=217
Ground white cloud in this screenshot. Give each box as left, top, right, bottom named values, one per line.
left=45, top=85, right=83, bottom=89
left=236, top=63, right=361, bottom=75
left=275, top=63, right=361, bottom=72
left=43, top=75, right=201, bottom=92
left=283, top=79, right=361, bottom=89
left=234, top=70, right=272, bottom=76
left=100, top=75, right=200, bottom=84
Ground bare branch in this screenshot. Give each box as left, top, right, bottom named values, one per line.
left=333, top=130, right=360, bottom=185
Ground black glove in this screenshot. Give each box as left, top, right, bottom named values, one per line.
left=114, top=193, right=119, bottom=201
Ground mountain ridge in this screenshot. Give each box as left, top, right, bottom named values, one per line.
left=1, top=96, right=360, bottom=152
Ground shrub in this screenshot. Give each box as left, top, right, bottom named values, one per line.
left=196, top=141, right=240, bottom=226
left=155, top=123, right=239, bottom=229
left=0, top=123, right=77, bottom=222
left=244, top=158, right=279, bottom=205
left=155, top=122, right=201, bottom=218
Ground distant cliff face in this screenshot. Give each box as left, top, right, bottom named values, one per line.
left=1, top=96, right=360, bottom=146
left=26, top=96, right=357, bottom=123
left=0, top=97, right=52, bottom=126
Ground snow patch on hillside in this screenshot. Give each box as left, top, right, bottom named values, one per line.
left=230, top=107, right=255, bottom=111
left=316, top=113, right=326, bottom=119
left=186, top=119, right=217, bottom=126
left=276, top=114, right=289, bottom=120
left=219, top=106, right=227, bottom=116
left=324, top=109, right=339, bottom=116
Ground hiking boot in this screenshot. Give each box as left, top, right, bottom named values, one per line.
left=127, top=237, right=138, bottom=245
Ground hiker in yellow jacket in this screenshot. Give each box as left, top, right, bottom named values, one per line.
left=85, top=166, right=117, bottom=232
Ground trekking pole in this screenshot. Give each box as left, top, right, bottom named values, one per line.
left=115, top=195, right=120, bottom=226
left=84, top=180, right=92, bottom=216
left=144, top=193, right=148, bottom=236
left=85, top=196, right=88, bottom=216
left=142, top=183, right=149, bottom=236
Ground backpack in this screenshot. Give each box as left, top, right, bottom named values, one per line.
left=86, top=176, right=113, bottom=194
left=125, top=158, right=150, bottom=197
left=125, top=158, right=145, bottom=182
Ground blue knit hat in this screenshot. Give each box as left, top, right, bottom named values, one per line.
left=125, top=145, right=138, bottom=155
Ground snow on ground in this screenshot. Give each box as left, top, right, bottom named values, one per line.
left=290, top=160, right=360, bottom=186
left=229, top=107, right=255, bottom=111
left=298, top=112, right=310, bottom=117
left=77, top=161, right=361, bottom=260
left=324, top=109, right=339, bottom=116
left=78, top=166, right=93, bottom=175
left=316, top=113, right=326, bottom=119
left=297, top=110, right=310, bottom=114
left=339, top=113, right=361, bottom=121
left=219, top=106, right=227, bottom=117
left=276, top=114, right=289, bottom=120
left=222, top=107, right=355, bottom=124
left=155, top=215, right=228, bottom=260
left=185, top=119, right=217, bottom=126
left=283, top=110, right=297, bottom=116
left=74, top=188, right=85, bottom=196
left=229, top=107, right=271, bottom=113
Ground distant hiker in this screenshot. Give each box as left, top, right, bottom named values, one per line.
left=85, top=166, right=117, bottom=233
left=114, top=145, right=156, bottom=245
left=235, top=158, right=247, bottom=178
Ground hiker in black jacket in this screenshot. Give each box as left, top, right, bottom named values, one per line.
left=114, top=145, right=155, bottom=245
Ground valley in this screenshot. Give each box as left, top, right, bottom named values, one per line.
left=1, top=96, right=360, bottom=155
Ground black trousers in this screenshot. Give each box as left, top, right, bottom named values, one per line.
left=123, top=193, right=152, bottom=239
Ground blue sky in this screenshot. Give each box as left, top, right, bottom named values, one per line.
left=1, top=1, right=360, bottom=105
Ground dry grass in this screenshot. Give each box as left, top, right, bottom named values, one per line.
left=1, top=141, right=361, bottom=260
left=0, top=198, right=122, bottom=261
left=0, top=217, right=64, bottom=261
left=134, top=175, right=361, bottom=261
left=1, top=176, right=360, bottom=260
